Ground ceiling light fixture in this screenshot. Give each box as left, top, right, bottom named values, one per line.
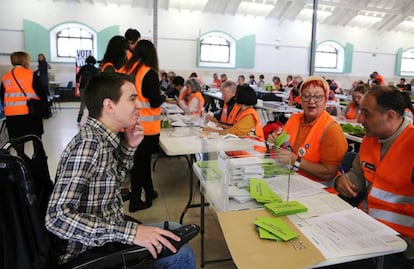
left=236, top=1, right=276, bottom=17
left=169, top=0, right=208, bottom=11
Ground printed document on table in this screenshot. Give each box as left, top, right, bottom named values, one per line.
left=299, top=208, right=401, bottom=259
left=295, top=192, right=353, bottom=219
left=267, top=174, right=325, bottom=200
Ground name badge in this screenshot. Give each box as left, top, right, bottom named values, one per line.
left=361, top=161, right=376, bottom=171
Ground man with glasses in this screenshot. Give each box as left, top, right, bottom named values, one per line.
left=268, top=76, right=347, bottom=186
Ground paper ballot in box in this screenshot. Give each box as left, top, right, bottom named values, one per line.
left=213, top=150, right=293, bottom=211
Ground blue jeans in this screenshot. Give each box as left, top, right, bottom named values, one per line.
left=148, top=222, right=196, bottom=269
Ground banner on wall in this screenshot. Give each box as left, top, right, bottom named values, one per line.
left=75, top=49, right=93, bottom=96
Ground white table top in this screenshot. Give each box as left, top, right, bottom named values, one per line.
left=159, top=128, right=254, bottom=156
left=195, top=162, right=407, bottom=268
left=203, top=90, right=223, bottom=100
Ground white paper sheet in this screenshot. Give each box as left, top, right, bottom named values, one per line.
left=299, top=208, right=401, bottom=259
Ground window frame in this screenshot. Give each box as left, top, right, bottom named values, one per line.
left=198, top=31, right=236, bottom=68
left=314, top=40, right=345, bottom=73
left=400, top=48, right=414, bottom=76
left=50, top=23, right=97, bottom=63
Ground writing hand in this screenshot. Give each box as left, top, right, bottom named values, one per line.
left=336, top=174, right=358, bottom=197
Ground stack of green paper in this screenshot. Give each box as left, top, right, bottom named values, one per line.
left=249, top=178, right=282, bottom=203
left=254, top=216, right=299, bottom=241
left=264, top=200, right=308, bottom=216
left=274, top=130, right=289, bottom=149
left=261, top=159, right=293, bottom=177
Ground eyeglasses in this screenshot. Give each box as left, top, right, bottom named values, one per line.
left=301, top=94, right=324, bottom=102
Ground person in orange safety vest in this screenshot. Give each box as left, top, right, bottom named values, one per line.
left=123, top=39, right=165, bottom=212
left=334, top=86, right=414, bottom=267
left=1, top=51, right=46, bottom=140
left=267, top=76, right=347, bottom=186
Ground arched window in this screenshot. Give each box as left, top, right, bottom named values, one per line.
left=400, top=48, right=414, bottom=76
left=198, top=32, right=236, bottom=68
left=315, top=41, right=345, bottom=73
left=50, top=23, right=97, bottom=62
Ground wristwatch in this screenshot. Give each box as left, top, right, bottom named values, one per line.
left=293, top=156, right=301, bottom=171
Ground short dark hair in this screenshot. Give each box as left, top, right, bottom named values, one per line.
left=367, top=86, right=404, bottom=116
left=124, top=28, right=141, bottom=42
left=85, top=55, right=96, bottom=64
left=236, top=85, right=257, bottom=106
left=172, top=76, right=185, bottom=87
left=85, top=72, right=134, bottom=119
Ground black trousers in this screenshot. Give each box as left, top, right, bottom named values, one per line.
left=130, top=134, right=159, bottom=201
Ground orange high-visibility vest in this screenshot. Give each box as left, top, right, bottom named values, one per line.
left=2, top=68, right=39, bottom=116
left=284, top=110, right=337, bottom=183
left=219, top=102, right=241, bottom=127
left=187, top=91, right=205, bottom=116
left=101, top=62, right=125, bottom=73
left=345, top=102, right=359, bottom=120
left=358, top=125, right=414, bottom=237
left=234, top=107, right=264, bottom=140
left=129, top=63, right=161, bottom=135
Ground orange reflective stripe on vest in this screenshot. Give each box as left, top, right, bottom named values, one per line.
left=129, top=62, right=161, bottom=135
left=359, top=125, right=414, bottom=237
left=284, top=110, right=335, bottom=183
left=2, top=68, right=39, bottom=116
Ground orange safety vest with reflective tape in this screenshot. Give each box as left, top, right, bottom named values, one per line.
left=2, top=68, right=39, bottom=116
left=187, top=91, right=205, bottom=116
left=284, top=110, right=336, bottom=183
left=219, top=102, right=241, bottom=127
left=129, top=62, right=161, bottom=135
left=358, top=125, right=414, bottom=237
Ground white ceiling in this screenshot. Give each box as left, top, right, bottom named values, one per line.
left=52, top=0, right=414, bottom=33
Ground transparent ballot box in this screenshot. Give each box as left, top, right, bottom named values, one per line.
left=196, top=147, right=302, bottom=212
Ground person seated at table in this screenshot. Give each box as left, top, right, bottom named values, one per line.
left=401, top=91, right=414, bottom=124
left=343, top=84, right=369, bottom=121
left=203, top=85, right=264, bottom=140
left=272, top=76, right=283, bottom=91
left=287, top=75, right=302, bottom=107
left=211, top=73, right=221, bottom=88
left=220, top=73, right=228, bottom=84
left=325, top=87, right=338, bottom=116
left=268, top=76, right=347, bottom=185
left=248, top=74, right=256, bottom=86
left=177, top=78, right=204, bottom=116
left=45, top=72, right=195, bottom=268
left=165, top=75, right=184, bottom=99
left=206, top=80, right=240, bottom=129
left=334, top=86, right=414, bottom=268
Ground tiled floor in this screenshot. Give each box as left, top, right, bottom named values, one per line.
left=41, top=102, right=237, bottom=269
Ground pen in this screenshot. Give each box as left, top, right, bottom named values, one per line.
left=339, top=164, right=345, bottom=175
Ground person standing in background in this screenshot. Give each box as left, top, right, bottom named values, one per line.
left=100, top=35, right=130, bottom=73
left=1, top=51, right=46, bottom=141
left=124, top=28, right=141, bottom=58
left=124, top=40, right=165, bottom=212
left=75, top=55, right=99, bottom=123
left=37, top=53, right=51, bottom=96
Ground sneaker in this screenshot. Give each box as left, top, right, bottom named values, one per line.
left=129, top=192, right=151, bottom=212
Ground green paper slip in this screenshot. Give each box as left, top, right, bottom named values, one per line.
left=250, top=178, right=282, bottom=203
left=197, top=160, right=217, bottom=168
left=274, top=130, right=289, bottom=149
left=258, top=227, right=283, bottom=241
left=264, top=200, right=308, bottom=216
left=254, top=217, right=299, bottom=241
